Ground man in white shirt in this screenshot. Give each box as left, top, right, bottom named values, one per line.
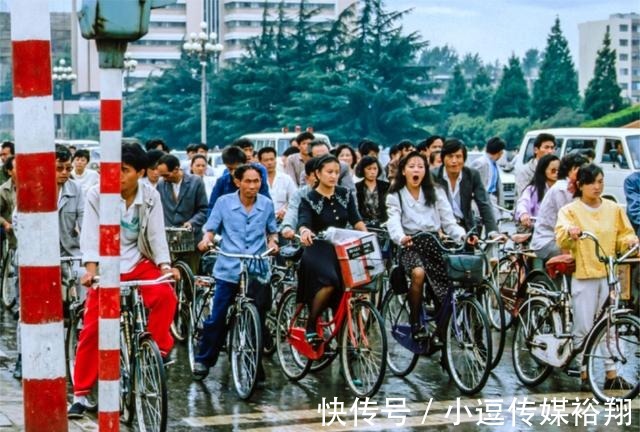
left=515, top=133, right=556, bottom=196
left=257, top=146, right=296, bottom=221
left=71, top=149, right=99, bottom=195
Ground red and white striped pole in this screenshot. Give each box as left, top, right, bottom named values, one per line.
left=97, top=67, right=122, bottom=431
left=9, top=1, right=68, bottom=430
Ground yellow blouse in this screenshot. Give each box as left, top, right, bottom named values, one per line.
left=555, top=199, right=637, bottom=279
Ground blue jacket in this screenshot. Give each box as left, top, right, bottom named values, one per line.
left=207, top=163, right=271, bottom=218
left=624, top=171, right=640, bottom=235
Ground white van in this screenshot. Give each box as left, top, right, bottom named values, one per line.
left=514, top=128, right=640, bottom=205
left=241, top=132, right=331, bottom=155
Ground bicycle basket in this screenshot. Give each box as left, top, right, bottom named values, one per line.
left=444, top=254, right=483, bottom=285
left=166, top=229, right=195, bottom=253
left=545, top=254, right=575, bottom=279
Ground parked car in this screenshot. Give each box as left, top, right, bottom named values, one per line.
left=513, top=128, right=640, bottom=206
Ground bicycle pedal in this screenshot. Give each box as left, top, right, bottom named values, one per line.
left=566, top=368, right=581, bottom=378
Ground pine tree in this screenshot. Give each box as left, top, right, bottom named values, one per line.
left=531, top=17, right=579, bottom=120
left=491, top=55, right=530, bottom=119
left=584, top=28, right=625, bottom=119
left=441, top=65, right=470, bottom=115
left=468, top=66, right=493, bottom=117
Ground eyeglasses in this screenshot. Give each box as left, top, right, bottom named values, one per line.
left=549, top=168, right=559, bottom=173
left=56, top=165, right=73, bottom=172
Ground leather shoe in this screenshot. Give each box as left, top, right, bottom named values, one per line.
left=192, top=362, right=209, bottom=381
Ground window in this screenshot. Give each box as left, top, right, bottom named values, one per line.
left=620, top=53, right=629, bottom=61
left=633, top=39, right=640, bottom=46
left=633, top=24, right=639, bottom=32
left=632, top=81, right=640, bottom=90
left=601, top=139, right=628, bottom=167
left=620, top=39, right=629, bottom=46
left=564, top=139, right=597, bottom=156
left=620, top=68, right=629, bottom=76
left=620, top=24, right=629, bottom=32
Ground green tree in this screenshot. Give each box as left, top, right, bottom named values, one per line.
left=531, top=17, right=579, bottom=120
left=418, top=44, right=459, bottom=75
left=67, top=112, right=99, bottom=140
left=459, top=53, right=483, bottom=79
left=491, top=55, right=530, bottom=119
left=446, top=114, right=488, bottom=149
left=484, top=117, right=529, bottom=150
left=583, top=28, right=625, bottom=119
left=441, top=65, right=470, bottom=115
left=521, top=48, right=540, bottom=77
left=468, top=66, right=493, bottom=117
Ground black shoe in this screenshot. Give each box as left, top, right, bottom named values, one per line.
left=604, top=376, right=633, bottom=390
left=305, top=331, right=323, bottom=349
left=67, top=402, right=87, bottom=419
left=411, top=325, right=428, bottom=342
left=12, top=356, right=21, bottom=380
left=192, top=362, right=209, bottom=381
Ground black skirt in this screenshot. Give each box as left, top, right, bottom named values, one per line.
left=296, top=240, right=343, bottom=305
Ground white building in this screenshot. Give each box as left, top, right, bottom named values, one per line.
left=578, top=13, right=640, bottom=103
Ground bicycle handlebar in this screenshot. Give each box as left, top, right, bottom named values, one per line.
left=91, top=273, right=175, bottom=289
left=214, top=248, right=274, bottom=260
left=165, top=226, right=192, bottom=232
left=60, top=256, right=82, bottom=263
left=580, top=230, right=640, bottom=264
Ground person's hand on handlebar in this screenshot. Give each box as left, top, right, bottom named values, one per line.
left=267, top=236, right=279, bottom=255
left=568, top=226, right=582, bottom=241
left=281, top=227, right=295, bottom=240
left=161, top=265, right=181, bottom=281
left=198, top=232, right=216, bottom=252
left=400, top=235, right=413, bottom=248
left=519, top=213, right=532, bottom=228
left=299, top=227, right=314, bottom=247
left=625, top=236, right=640, bottom=250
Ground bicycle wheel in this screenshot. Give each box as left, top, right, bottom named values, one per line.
left=477, top=281, right=506, bottom=370
left=134, top=337, right=168, bottom=432
left=1, top=248, right=16, bottom=310
left=120, top=326, right=135, bottom=425
left=586, top=313, right=640, bottom=403
left=230, top=302, right=262, bottom=400
left=444, top=297, right=491, bottom=395
left=65, top=301, right=84, bottom=385
left=170, top=260, right=194, bottom=342
left=340, top=299, right=387, bottom=398
left=494, top=256, right=519, bottom=329
left=275, top=290, right=311, bottom=381
left=381, top=290, right=419, bottom=377
left=511, top=297, right=554, bottom=386
left=187, top=283, right=212, bottom=373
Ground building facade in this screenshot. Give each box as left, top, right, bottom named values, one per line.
left=578, top=13, right=640, bottom=103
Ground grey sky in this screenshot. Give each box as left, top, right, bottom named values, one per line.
left=390, top=0, right=638, bottom=64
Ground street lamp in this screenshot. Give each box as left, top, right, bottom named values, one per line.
left=52, top=58, right=77, bottom=139
left=183, top=21, right=223, bottom=145
left=123, top=51, right=138, bottom=106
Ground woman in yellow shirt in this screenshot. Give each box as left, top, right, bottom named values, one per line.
left=556, top=164, right=638, bottom=391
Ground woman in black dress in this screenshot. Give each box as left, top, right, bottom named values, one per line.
left=298, top=155, right=366, bottom=343
left=355, top=156, right=389, bottom=227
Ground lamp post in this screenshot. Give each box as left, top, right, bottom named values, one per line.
left=51, top=58, right=76, bottom=139
left=183, top=21, right=223, bottom=145
left=123, top=51, right=138, bottom=106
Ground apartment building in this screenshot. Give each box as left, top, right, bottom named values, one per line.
left=578, top=13, right=640, bottom=103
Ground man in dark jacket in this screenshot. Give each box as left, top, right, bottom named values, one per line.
left=432, top=139, right=498, bottom=237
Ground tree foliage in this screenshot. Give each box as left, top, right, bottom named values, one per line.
left=531, top=17, right=580, bottom=120
left=491, top=55, right=529, bottom=119
left=441, top=65, right=470, bottom=116
left=583, top=29, right=625, bottom=119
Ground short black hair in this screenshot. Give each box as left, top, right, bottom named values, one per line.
left=313, top=154, right=340, bottom=173
left=440, top=138, right=467, bottom=162
left=309, top=139, right=330, bottom=156
left=146, top=149, right=165, bottom=168
left=145, top=138, right=168, bottom=152
left=425, top=135, right=445, bottom=149
left=55, top=144, right=72, bottom=162
left=389, top=144, right=400, bottom=158
left=221, top=146, right=247, bottom=165
left=157, top=154, right=181, bottom=171
left=397, top=140, right=414, bottom=151
left=283, top=146, right=300, bottom=157
left=534, top=133, right=555, bottom=149
left=1, top=141, right=15, bottom=154
left=233, top=164, right=262, bottom=181
left=2, top=155, right=14, bottom=176
left=191, top=154, right=208, bottom=166
left=558, top=152, right=588, bottom=179
left=304, top=158, right=317, bottom=176
left=416, top=140, right=428, bottom=152
left=296, top=131, right=315, bottom=144
left=485, top=137, right=506, bottom=155
left=232, top=138, right=254, bottom=150
left=72, top=149, right=90, bottom=162
left=355, top=155, right=382, bottom=178
left=186, top=143, right=198, bottom=153
left=123, top=143, right=148, bottom=172
left=358, top=139, right=380, bottom=156
left=575, top=163, right=604, bottom=198
left=257, top=146, right=277, bottom=160
left=195, top=143, right=208, bottom=152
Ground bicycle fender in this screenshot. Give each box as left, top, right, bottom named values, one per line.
left=522, top=269, right=554, bottom=286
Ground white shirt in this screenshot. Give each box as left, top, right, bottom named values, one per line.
left=268, top=171, right=297, bottom=211
left=445, top=171, right=464, bottom=220
left=120, top=186, right=144, bottom=273
left=172, top=178, right=182, bottom=200
left=201, top=175, right=217, bottom=200
left=386, top=186, right=465, bottom=245
left=71, top=168, right=99, bottom=195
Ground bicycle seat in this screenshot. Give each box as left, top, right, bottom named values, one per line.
left=280, top=243, right=303, bottom=261
left=545, top=254, right=575, bottom=278
left=511, top=233, right=532, bottom=244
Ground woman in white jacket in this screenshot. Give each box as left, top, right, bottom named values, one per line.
left=386, top=151, right=466, bottom=341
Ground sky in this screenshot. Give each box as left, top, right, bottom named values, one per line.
left=389, top=0, right=638, bottom=65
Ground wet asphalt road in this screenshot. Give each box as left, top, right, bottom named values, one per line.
left=0, top=306, right=638, bottom=431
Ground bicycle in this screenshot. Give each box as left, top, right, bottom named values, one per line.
left=276, top=230, right=387, bottom=398
left=512, top=231, right=640, bottom=403
left=119, top=274, right=173, bottom=432
left=0, top=231, right=16, bottom=310
left=61, top=256, right=83, bottom=384
left=381, top=231, right=493, bottom=395
left=165, top=227, right=196, bottom=342
left=187, top=247, right=272, bottom=400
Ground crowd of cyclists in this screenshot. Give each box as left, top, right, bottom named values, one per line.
left=0, top=129, right=638, bottom=424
